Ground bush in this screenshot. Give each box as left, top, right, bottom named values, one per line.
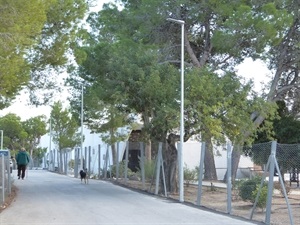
left=137, top=159, right=156, bottom=181
left=68, top=159, right=75, bottom=170
left=110, top=161, right=135, bottom=178
left=184, top=164, right=198, bottom=187
left=252, top=184, right=268, bottom=211
left=238, top=176, right=266, bottom=202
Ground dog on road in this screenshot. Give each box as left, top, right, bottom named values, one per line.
left=79, top=169, right=88, bottom=184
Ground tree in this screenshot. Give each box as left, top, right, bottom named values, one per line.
left=245, top=101, right=300, bottom=179
left=0, top=0, right=48, bottom=109
left=81, top=86, right=132, bottom=165
left=28, top=0, right=91, bottom=105
left=247, top=1, right=300, bottom=129
left=0, top=113, right=26, bottom=153
left=0, top=0, right=91, bottom=108
left=22, top=116, right=47, bottom=167
left=69, top=0, right=290, bottom=191
left=0, top=114, right=48, bottom=164
left=50, top=101, right=81, bottom=174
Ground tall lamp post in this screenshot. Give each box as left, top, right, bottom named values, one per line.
left=167, top=18, right=185, bottom=202
left=0, top=130, right=3, bottom=150
left=81, top=84, right=84, bottom=170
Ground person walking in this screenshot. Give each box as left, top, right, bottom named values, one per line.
left=16, top=147, right=30, bottom=180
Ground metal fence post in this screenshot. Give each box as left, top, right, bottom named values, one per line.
left=116, top=142, right=119, bottom=180
left=125, top=141, right=129, bottom=183
left=88, top=146, right=91, bottom=173
left=265, top=141, right=277, bottom=224
left=1, top=155, right=5, bottom=206
left=197, top=142, right=206, bottom=206
left=226, top=143, right=232, bottom=214
left=98, top=144, right=101, bottom=179
left=140, top=142, right=145, bottom=190
left=155, top=142, right=162, bottom=195
left=74, top=148, right=78, bottom=178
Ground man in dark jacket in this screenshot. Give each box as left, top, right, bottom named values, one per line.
left=16, top=148, right=30, bottom=180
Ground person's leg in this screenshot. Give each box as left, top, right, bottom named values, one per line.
left=17, top=165, right=21, bottom=179
left=21, top=165, right=26, bottom=179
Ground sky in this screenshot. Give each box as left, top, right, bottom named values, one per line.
left=0, top=0, right=272, bottom=121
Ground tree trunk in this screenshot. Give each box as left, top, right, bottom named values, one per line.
left=231, top=146, right=241, bottom=181
left=204, top=138, right=217, bottom=180
left=111, top=143, right=117, bottom=165
left=145, top=140, right=151, bottom=161
left=59, top=150, right=63, bottom=173
left=223, top=146, right=241, bottom=182
left=142, top=112, right=152, bottom=161
left=164, top=133, right=179, bottom=193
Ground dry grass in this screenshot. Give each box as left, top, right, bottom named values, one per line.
left=114, top=179, right=300, bottom=225
left=0, top=185, right=17, bottom=213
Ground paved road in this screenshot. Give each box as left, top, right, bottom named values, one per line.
left=0, top=170, right=262, bottom=225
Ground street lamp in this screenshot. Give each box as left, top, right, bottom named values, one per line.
left=167, top=18, right=185, bottom=202
left=81, top=84, right=84, bottom=170
left=0, top=130, right=3, bottom=150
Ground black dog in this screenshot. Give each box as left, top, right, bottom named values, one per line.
left=79, top=169, right=88, bottom=184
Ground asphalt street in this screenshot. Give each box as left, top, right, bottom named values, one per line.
left=0, top=170, right=263, bottom=225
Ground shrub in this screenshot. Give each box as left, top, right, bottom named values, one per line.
left=137, top=159, right=156, bottom=181
left=68, top=159, right=75, bottom=170
left=252, top=185, right=268, bottom=211
left=238, top=176, right=266, bottom=202
left=238, top=179, right=258, bottom=201
left=110, top=161, right=135, bottom=178
left=184, top=164, right=198, bottom=187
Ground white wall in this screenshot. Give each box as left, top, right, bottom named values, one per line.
left=182, top=141, right=255, bottom=180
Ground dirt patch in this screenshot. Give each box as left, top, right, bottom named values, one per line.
left=113, top=179, right=300, bottom=225
left=0, top=185, right=17, bottom=213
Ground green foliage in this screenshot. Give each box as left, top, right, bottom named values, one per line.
left=0, top=114, right=48, bottom=164
left=22, top=115, right=47, bottom=153
left=184, top=164, right=198, bottom=187
left=28, top=0, right=90, bottom=105
left=0, top=0, right=48, bottom=109
left=238, top=179, right=257, bottom=201
left=68, top=0, right=296, bottom=187
left=50, top=101, right=81, bottom=150
left=252, top=185, right=268, bottom=210
left=68, top=159, right=75, bottom=170
left=110, top=160, right=135, bottom=178
left=247, top=101, right=300, bottom=168
left=0, top=0, right=90, bottom=107
left=137, top=159, right=156, bottom=181
left=32, top=147, right=47, bottom=166
left=0, top=113, right=25, bottom=150
left=238, top=176, right=267, bottom=203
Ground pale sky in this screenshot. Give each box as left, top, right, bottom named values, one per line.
left=0, top=0, right=272, bottom=121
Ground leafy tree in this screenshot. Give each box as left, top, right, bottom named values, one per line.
left=0, top=0, right=48, bottom=109
left=0, top=114, right=48, bottom=164
left=69, top=0, right=293, bottom=191
left=31, top=147, right=48, bottom=167
left=84, top=88, right=132, bottom=164
left=50, top=101, right=81, bottom=174
left=0, top=113, right=26, bottom=153
left=249, top=1, right=300, bottom=128
left=0, top=0, right=91, bottom=108
left=28, top=0, right=91, bottom=105
left=246, top=101, right=300, bottom=178
left=22, top=116, right=47, bottom=167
